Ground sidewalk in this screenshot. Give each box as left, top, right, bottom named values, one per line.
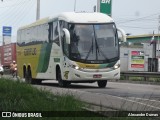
left=109, top=79, right=160, bottom=85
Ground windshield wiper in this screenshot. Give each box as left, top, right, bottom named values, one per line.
left=93, top=26, right=109, bottom=61
left=84, top=37, right=93, bottom=61
left=95, top=40, right=109, bottom=61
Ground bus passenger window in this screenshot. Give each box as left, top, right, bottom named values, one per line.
left=49, top=21, right=60, bottom=45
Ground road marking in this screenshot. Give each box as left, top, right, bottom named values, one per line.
left=106, top=94, right=160, bottom=110
left=127, top=97, right=160, bottom=103
left=33, top=81, right=160, bottom=111
left=70, top=89, right=160, bottom=110
left=57, top=86, right=160, bottom=110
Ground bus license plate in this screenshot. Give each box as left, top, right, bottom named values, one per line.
left=93, top=74, right=102, bottom=78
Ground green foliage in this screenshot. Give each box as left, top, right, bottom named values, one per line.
left=0, top=78, right=83, bottom=111
left=0, top=78, right=153, bottom=120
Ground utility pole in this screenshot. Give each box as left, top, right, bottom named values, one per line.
left=36, top=0, right=40, bottom=20
left=158, top=15, right=160, bottom=57
left=152, top=31, right=156, bottom=58
left=1, top=0, right=3, bottom=46
left=93, top=5, right=96, bottom=12
left=74, top=0, right=76, bottom=12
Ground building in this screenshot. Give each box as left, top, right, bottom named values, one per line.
left=120, top=34, right=160, bottom=72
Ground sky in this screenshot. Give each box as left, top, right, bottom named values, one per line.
left=0, top=0, right=160, bottom=43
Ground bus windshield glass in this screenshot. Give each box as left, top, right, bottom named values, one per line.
left=68, top=23, right=119, bottom=63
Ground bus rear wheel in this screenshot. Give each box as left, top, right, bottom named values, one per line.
left=25, top=71, right=42, bottom=84
left=97, top=80, right=107, bottom=88
left=57, top=69, right=70, bottom=87
left=25, top=71, right=33, bottom=84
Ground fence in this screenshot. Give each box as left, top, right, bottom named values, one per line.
left=121, top=71, right=160, bottom=81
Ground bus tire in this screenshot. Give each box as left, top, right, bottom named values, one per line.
left=36, top=79, right=42, bottom=84
left=25, top=70, right=33, bottom=84
left=25, top=71, right=30, bottom=83
left=57, top=69, right=70, bottom=87
left=97, top=80, right=107, bottom=88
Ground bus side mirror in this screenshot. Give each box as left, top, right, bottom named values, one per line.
left=63, top=28, right=70, bottom=44
left=117, top=28, right=126, bottom=42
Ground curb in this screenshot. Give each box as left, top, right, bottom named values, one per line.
left=109, top=79, right=160, bottom=85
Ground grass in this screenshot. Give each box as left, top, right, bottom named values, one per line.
left=0, top=78, right=154, bottom=120
left=0, top=78, right=106, bottom=120
left=0, top=79, right=80, bottom=111
left=148, top=78, right=160, bottom=82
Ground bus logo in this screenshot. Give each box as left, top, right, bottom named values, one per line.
left=101, top=0, right=111, bottom=4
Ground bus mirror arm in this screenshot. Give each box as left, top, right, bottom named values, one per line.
left=117, top=28, right=126, bottom=42
left=63, top=28, right=70, bottom=44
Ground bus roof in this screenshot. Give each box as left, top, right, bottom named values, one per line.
left=19, top=17, right=49, bottom=30
left=56, top=12, right=114, bottom=23
left=18, top=12, right=114, bottom=30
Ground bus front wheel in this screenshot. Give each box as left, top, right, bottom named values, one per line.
left=97, top=80, right=107, bottom=88
left=57, top=69, right=70, bottom=87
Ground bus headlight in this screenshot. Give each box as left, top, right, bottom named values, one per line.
left=71, top=64, right=80, bottom=70
left=114, top=64, right=120, bottom=69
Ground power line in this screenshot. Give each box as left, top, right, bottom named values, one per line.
left=120, top=25, right=157, bottom=30
left=0, top=0, right=31, bottom=9
left=11, top=0, right=35, bottom=27
left=0, top=0, right=35, bottom=35
left=11, top=0, right=36, bottom=35
left=0, top=0, right=31, bottom=18
left=116, top=12, right=160, bottom=24
left=13, top=0, right=36, bottom=28
left=116, top=18, right=158, bottom=23
left=0, top=0, right=32, bottom=24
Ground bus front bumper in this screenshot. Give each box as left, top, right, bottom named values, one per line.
left=64, top=68, right=120, bottom=81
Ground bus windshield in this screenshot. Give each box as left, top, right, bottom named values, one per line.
left=68, top=23, right=119, bottom=64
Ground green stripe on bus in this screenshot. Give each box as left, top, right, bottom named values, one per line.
left=37, top=43, right=52, bottom=72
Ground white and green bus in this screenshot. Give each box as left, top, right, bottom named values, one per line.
left=17, top=12, right=126, bottom=88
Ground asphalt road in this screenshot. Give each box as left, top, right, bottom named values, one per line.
left=4, top=75, right=160, bottom=112
left=34, top=80, right=160, bottom=111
